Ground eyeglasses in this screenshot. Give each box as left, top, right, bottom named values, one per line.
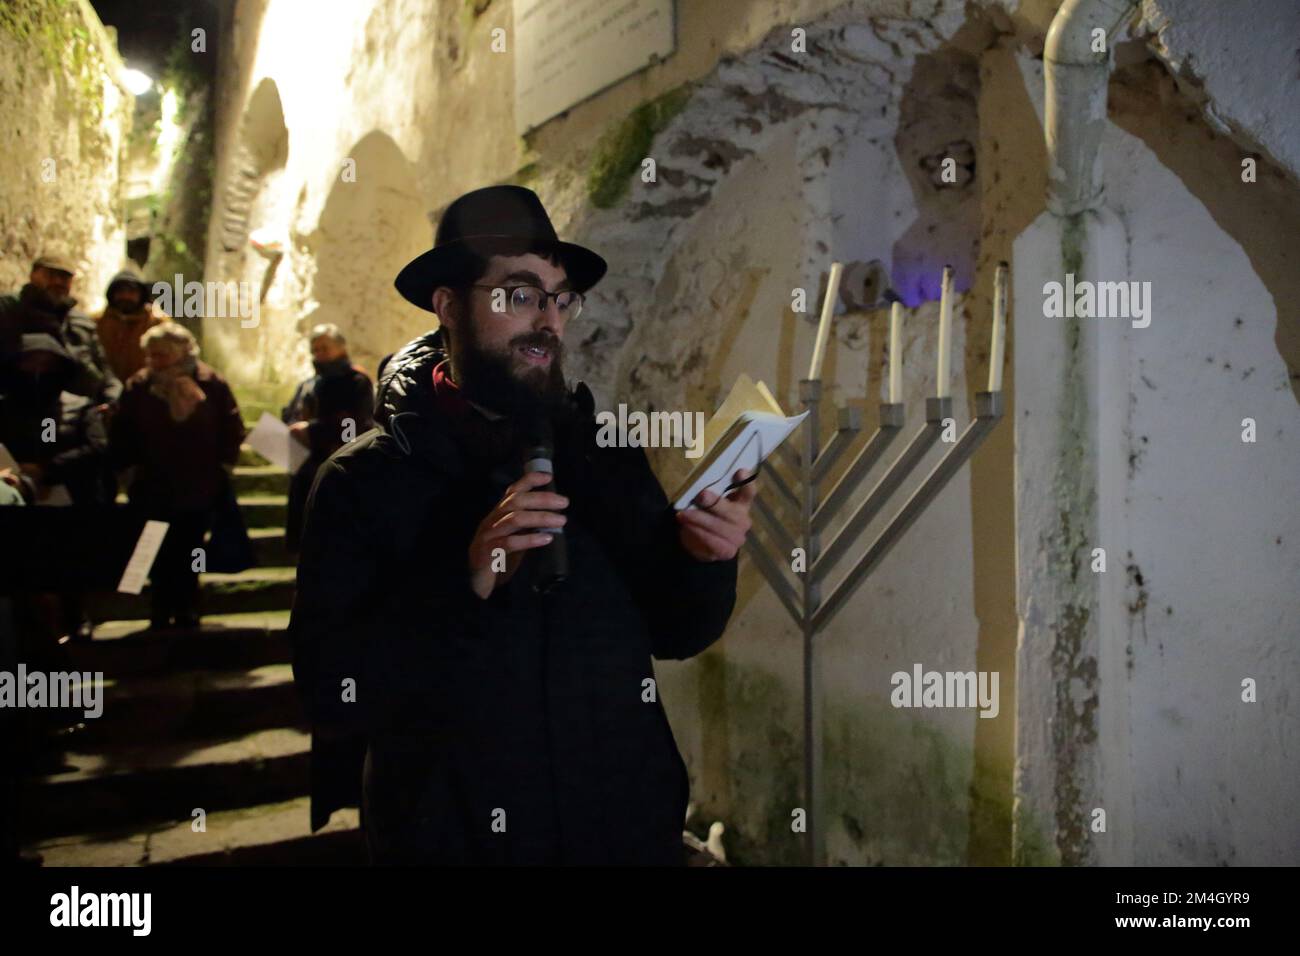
left=469, top=284, right=584, bottom=321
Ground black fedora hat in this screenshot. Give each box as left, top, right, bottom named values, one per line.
left=395, top=185, right=607, bottom=313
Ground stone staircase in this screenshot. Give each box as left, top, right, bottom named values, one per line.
left=21, top=417, right=364, bottom=866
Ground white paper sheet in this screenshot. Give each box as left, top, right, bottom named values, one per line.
left=117, top=520, right=170, bottom=595
left=247, top=412, right=309, bottom=474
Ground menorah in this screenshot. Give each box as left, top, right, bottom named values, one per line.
left=743, top=262, right=1008, bottom=866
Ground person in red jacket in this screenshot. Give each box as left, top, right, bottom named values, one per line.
left=110, top=322, right=245, bottom=629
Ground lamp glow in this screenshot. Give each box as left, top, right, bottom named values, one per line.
left=122, top=69, right=154, bottom=96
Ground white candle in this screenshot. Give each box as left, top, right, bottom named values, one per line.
left=888, top=300, right=902, bottom=404
left=808, top=261, right=843, bottom=381
left=988, top=262, right=1008, bottom=393
left=937, top=265, right=953, bottom=399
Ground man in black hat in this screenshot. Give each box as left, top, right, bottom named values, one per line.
left=289, top=185, right=757, bottom=865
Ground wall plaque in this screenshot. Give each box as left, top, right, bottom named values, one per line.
left=514, top=0, right=675, bottom=135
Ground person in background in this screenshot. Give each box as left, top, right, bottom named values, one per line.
left=0, top=253, right=118, bottom=404
left=0, top=334, right=83, bottom=505
left=110, top=323, right=245, bottom=630
left=93, top=266, right=167, bottom=383
left=280, top=323, right=373, bottom=553
left=0, top=334, right=89, bottom=650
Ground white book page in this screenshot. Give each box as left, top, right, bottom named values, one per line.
left=673, top=409, right=807, bottom=510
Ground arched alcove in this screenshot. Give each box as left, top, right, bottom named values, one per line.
left=296, top=130, right=426, bottom=376
left=219, top=78, right=289, bottom=255
left=207, top=77, right=294, bottom=386
left=565, top=8, right=987, bottom=418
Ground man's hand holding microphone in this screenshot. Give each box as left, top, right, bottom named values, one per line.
left=467, top=470, right=568, bottom=600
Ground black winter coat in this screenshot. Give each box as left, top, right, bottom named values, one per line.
left=281, top=359, right=374, bottom=552
left=288, top=331, right=738, bottom=864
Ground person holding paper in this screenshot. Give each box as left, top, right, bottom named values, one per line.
left=110, top=322, right=245, bottom=629
left=289, top=185, right=757, bottom=865
left=280, top=324, right=374, bottom=554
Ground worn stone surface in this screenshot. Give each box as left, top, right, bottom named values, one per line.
left=0, top=0, right=131, bottom=302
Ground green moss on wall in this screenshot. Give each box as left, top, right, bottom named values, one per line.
left=586, top=84, right=693, bottom=209
left=0, top=0, right=116, bottom=163
left=1050, top=213, right=1099, bottom=866
left=822, top=697, right=975, bottom=865
left=1013, top=799, right=1060, bottom=867
left=686, top=651, right=995, bottom=866
left=143, top=37, right=215, bottom=287
left=690, top=650, right=806, bottom=866
left=502, top=161, right=542, bottom=187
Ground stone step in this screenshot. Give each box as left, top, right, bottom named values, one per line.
left=239, top=494, right=288, bottom=528
left=242, top=404, right=278, bottom=421
left=238, top=443, right=269, bottom=467
left=65, top=662, right=304, bottom=747
left=233, top=465, right=288, bottom=496
left=27, top=797, right=362, bottom=866
left=69, top=611, right=291, bottom=676
left=249, top=526, right=292, bottom=566
left=86, top=566, right=296, bottom=624
left=24, top=727, right=312, bottom=839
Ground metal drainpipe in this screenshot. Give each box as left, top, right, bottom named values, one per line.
left=1044, top=0, right=1139, bottom=215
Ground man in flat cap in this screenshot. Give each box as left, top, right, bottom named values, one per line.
left=0, top=253, right=119, bottom=404
left=290, top=185, right=756, bottom=865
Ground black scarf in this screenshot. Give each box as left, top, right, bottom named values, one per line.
left=312, top=356, right=353, bottom=378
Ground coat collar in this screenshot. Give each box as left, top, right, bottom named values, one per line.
left=376, top=330, right=596, bottom=479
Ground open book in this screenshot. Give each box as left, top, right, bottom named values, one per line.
left=671, top=374, right=808, bottom=510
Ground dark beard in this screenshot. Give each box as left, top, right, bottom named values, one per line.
left=450, top=319, right=569, bottom=422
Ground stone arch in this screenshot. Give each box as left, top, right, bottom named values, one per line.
left=560, top=2, right=986, bottom=419
left=206, top=77, right=297, bottom=386
left=296, top=130, right=426, bottom=376
left=219, top=78, right=289, bottom=255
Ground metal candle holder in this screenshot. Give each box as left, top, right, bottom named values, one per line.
left=742, top=281, right=1007, bottom=867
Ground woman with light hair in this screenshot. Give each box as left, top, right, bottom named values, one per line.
left=110, top=321, right=246, bottom=629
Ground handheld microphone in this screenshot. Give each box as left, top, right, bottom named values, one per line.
left=519, top=413, right=568, bottom=593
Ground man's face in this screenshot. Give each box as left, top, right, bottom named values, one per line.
left=311, top=336, right=347, bottom=363
left=435, top=252, right=572, bottom=416
left=110, top=285, right=143, bottom=312
left=31, top=266, right=74, bottom=301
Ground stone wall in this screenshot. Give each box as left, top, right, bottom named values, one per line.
left=0, top=0, right=131, bottom=308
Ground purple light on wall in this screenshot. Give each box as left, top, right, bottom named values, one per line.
left=893, top=266, right=945, bottom=308
left=892, top=263, right=971, bottom=307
